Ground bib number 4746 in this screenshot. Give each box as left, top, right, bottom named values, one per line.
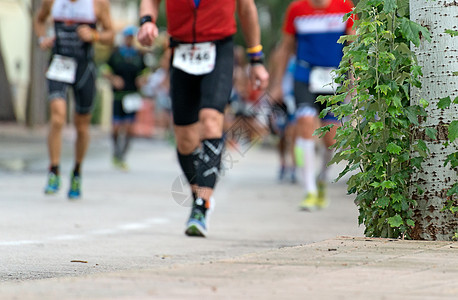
left=172, top=42, right=216, bottom=75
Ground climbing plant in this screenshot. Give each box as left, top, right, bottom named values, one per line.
left=314, top=0, right=432, bottom=238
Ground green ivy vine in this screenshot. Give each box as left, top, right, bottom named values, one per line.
left=314, top=0, right=433, bottom=238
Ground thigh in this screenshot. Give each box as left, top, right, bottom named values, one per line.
left=200, top=38, right=234, bottom=114
left=48, top=79, right=69, bottom=102
left=73, top=62, right=97, bottom=115
left=170, top=66, right=201, bottom=126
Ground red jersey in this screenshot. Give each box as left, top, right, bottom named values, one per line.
left=166, top=0, right=237, bottom=43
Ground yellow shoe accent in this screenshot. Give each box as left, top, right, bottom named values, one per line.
left=316, top=181, right=329, bottom=209
left=300, top=193, right=318, bottom=211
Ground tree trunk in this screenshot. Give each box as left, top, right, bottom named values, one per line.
left=26, top=0, right=48, bottom=127
left=0, top=38, right=16, bottom=122
left=409, top=0, right=458, bottom=240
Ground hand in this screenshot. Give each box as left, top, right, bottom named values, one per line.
left=112, top=76, right=125, bottom=90
left=38, top=37, right=55, bottom=50
left=77, top=25, right=97, bottom=43
left=137, top=22, right=159, bottom=47
left=249, top=64, right=269, bottom=91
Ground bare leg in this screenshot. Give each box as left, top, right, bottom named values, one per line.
left=74, top=113, right=92, bottom=167
left=48, top=99, right=67, bottom=166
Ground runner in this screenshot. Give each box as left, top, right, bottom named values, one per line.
left=104, top=26, right=147, bottom=171
left=34, top=0, right=114, bottom=199
left=138, top=0, right=269, bottom=237
left=270, top=0, right=355, bottom=210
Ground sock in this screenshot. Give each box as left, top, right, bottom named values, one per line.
left=112, top=132, right=121, bottom=159
left=318, top=148, right=333, bottom=182
left=50, top=165, right=59, bottom=175
left=197, top=138, right=224, bottom=189
left=296, top=137, right=317, bottom=194
left=121, top=133, right=132, bottom=160
left=177, top=147, right=201, bottom=185
left=73, top=163, right=81, bottom=177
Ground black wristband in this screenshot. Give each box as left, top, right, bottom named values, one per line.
left=250, top=57, right=264, bottom=65
left=140, top=15, right=153, bottom=26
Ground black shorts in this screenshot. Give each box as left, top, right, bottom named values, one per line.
left=170, top=37, right=234, bottom=126
left=294, top=80, right=337, bottom=121
left=48, top=60, right=97, bottom=115
left=112, top=100, right=136, bottom=123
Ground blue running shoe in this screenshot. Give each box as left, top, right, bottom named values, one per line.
left=185, top=198, right=209, bottom=237
left=44, top=172, right=61, bottom=194
left=68, top=174, right=81, bottom=200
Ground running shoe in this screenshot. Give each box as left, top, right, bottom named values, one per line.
left=300, top=193, right=318, bottom=211
left=68, top=174, right=81, bottom=200
left=278, top=165, right=286, bottom=181
left=112, top=157, right=129, bottom=171
left=316, top=180, right=329, bottom=209
left=185, top=198, right=209, bottom=237
left=44, top=172, right=61, bottom=194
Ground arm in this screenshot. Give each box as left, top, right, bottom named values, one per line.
left=137, top=0, right=161, bottom=46
left=33, top=0, right=55, bottom=50
left=236, top=0, right=269, bottom=90
left=268, top=34, right=296, bottom=101
left=78, top=0, right=114, bottom=45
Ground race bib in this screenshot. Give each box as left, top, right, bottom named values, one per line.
left=172, top=42, right=216, bottom=75
left=122, top=93, right=143, bottom=113
left=46, top=55, right=77, bottom=84
left=309, top=67, right=339, bottom=94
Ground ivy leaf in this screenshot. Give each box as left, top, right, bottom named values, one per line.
left=425, top=128, right=437, bottom=140
left=319, top=107, right=331, bottom=119
left=382, top=181, right=396, bottom=189
left=447, top=183, right=458, bottom=197
left=406, top=219, right=415, bottom=227
left=387, top=215, right=403, bottom=227
left=375, top=196, right=390, bottom=208
left=313, top=124, right=334, bottom=138
left=453, top=72, right=458, bottom=76
left=400, top=18, right=431, bottom=47
left=405, top=106, right=419, bottom=125
left=448, top=120, right=458, bottom=143
left=370, top=122, right=384, bottom=131
left=383, top=0, right=397, bottom=13
left=387, top=142, right=402, bottom=154
left=454, top=96, right=458, bottom=104
left=419, top=98, right=429, bottom=108
left=445, top=29, right=458, bottom=37
left=437, top=96, right=451, bottom=109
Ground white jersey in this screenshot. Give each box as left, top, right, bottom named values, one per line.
left=51, top=0, right=96, bottom=60
left=51, top=0, right=96, bottom=23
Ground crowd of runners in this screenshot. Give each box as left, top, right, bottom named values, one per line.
left=33, top=0, right=355, bottom=237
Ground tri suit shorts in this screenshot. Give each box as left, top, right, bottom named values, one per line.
left=169, top=36, right=234, bottom=126
left=48, top=60, right=97, bottom=115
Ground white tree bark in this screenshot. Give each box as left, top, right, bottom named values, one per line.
left=410, top=0, right=458, bottom=240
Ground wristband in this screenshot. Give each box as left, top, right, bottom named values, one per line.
left=140, top=15, right=153, bottom=26
left=246, top=45, right=263, bottom=54
left=250, top=57, right=264, bottom=66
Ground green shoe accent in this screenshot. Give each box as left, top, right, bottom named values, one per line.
left=316, top=181, right=329, bottom=209
left=300, top=193, right=318, bottom=211
left=44, top=173, right=61, bottom=194
left=68, top=175, right=81, bottom=200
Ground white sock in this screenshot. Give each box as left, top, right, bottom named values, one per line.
left=318, top=148, right=333, bottom=182
left=296, top=137, right=317, bottom=194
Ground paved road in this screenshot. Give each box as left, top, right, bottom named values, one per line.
left=0, top=126, right=362, bottom=284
